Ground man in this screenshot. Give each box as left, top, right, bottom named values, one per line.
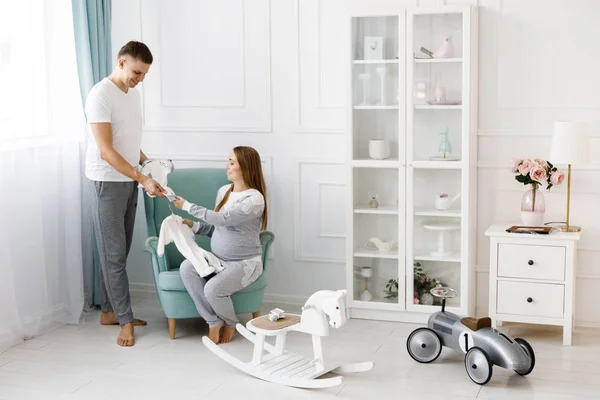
left=85, top=41, right=165, bottom=347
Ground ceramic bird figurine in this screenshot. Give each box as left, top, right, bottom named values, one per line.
left=433, top=36, right=454, bottom=58
left=367, top=237, right=398, bottom=252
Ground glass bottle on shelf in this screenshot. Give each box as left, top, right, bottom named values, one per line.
left=359, top=73, right=370, bottom=105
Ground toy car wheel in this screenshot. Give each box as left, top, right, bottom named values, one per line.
left=514, top=338, right=535, bottom=376
left=464, top=346, right=493, bottom=385
left=406, top=328, right=442, bottom=363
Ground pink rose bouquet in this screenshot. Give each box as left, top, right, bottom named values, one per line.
left=511, top=158, right=564, bottom=191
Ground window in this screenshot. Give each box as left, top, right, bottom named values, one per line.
left=0, top=0, right=50, bottom=142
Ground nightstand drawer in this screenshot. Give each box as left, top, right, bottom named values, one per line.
left=497, top=281, right=564, bottom=318
left=498, top=243, right=565, bottom=281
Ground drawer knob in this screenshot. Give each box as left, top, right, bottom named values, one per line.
left=527, top=260, right=534, bottom=266
left=527, top=297, right=533, bottom=303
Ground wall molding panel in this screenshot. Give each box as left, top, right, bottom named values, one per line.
left=140, top=0, right=272, bottom=132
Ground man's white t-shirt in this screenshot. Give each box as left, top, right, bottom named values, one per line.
left=84, top=78, right=143, bottom=182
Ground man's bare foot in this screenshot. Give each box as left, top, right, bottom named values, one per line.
left=208, top=323, right=224, bottom=344
left=220, top=326, right=235, bottom=343
left=101, top=312, right=147, bottom=326
left=117, top=323, right=135, bottom=347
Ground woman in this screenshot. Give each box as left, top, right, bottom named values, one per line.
left=173, top=146, right=268, bottom=344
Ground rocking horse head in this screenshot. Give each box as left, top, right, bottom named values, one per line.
left=301, top=290, right=348, bottom=330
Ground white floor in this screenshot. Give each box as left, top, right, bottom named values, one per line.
left=1, top=291, right=600, bottom=400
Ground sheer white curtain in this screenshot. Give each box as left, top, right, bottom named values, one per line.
left=0, top=0, right=85, bottom=350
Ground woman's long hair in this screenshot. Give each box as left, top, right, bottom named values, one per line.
left=215, top=146, right=268, bottom=231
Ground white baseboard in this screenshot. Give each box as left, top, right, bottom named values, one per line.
left=263, top=293, right=306, bottom=306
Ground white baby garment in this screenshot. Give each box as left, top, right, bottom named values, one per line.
left=157, top=214, right=224, bottom=277
left=140, top=159, right=174, bottom=197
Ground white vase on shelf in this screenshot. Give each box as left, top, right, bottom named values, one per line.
left=368, top=139, right=390, bottom=160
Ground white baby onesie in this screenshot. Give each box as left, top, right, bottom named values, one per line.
left=157, top=214, right=224, bottom=277
left=140, top=159, right=175, bottom=197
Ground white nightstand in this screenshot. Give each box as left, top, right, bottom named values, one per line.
left=485, top=224, right=581, bottom=345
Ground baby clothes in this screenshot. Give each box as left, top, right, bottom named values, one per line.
left=140, top=159, right=174, bottom=196
left=157, top=214, right=224, bottom=277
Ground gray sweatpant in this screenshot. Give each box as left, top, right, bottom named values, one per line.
left=89, top=180, right=138, bottom=326
left=180, top=258, right=261, bottom=327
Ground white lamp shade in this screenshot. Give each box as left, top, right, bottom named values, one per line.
left=549, top=121, right=590, bottom=165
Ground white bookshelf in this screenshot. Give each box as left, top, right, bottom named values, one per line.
left=346, top=5, right=478, bottom=322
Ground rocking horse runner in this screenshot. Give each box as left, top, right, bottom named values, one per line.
left=202, top=290, right=374, bottom=388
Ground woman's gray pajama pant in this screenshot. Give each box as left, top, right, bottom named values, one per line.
left=179, top=259, right=260, bottom=327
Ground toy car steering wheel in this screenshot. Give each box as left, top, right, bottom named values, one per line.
left=430, top=287, right=457, bottom=299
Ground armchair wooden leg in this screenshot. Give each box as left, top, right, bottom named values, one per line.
left=168, top=318, right=176, bottom=340
left=252, top=312, right=260, bottom=319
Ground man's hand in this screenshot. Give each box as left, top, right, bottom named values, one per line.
left=140, top=176, right=166, bottom=197
left=182, top=219, right=194, bottom=228
left=173, top=196, right=186, bottom=209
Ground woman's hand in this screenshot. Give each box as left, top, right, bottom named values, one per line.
left=173, top=196, right=186, bottom=209
left=182, top=218, right=194, bottom=228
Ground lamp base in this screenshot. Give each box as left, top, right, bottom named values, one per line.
left=555, top=224, right=582, bottom=232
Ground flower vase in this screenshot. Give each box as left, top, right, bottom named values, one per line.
left=521, top=184, right=545, bottom=226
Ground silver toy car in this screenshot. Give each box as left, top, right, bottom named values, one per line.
left=406, top=287, right=535, bottom=385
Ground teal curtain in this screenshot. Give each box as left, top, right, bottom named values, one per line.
left=72, top=0, right=112, bottom=105
left=71, top=0, right=112, bottom=309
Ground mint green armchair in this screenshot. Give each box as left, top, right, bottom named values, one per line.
left=144, top=168, right=274, bottom=339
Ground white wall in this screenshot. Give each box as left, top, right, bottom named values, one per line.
left=113, top=0, right=600, bottom=326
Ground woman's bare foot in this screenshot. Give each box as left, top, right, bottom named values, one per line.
left=220, top=326, right=235, bottom=343
left=208, top=323, right=224, bottom=344
left=101, top=312, right=147, bottom=326
left=117, top=323, right=135, bottom=347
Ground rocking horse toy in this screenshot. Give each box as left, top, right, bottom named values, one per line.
left=202, top=290, right=373, bottom=388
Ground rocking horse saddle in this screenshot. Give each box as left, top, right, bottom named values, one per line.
left=250, top=314, right=301, bottom=330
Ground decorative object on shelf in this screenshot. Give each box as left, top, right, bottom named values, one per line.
left=435, top=193, right=460, bottom=211
left=359, top=266, right=373, bottom=301
left=414, top=80, right=428, bottom=103
left=364, top=36, right=384, bottom=60
left=510, top=158, right=564, bottom=226
left=368, top=139, right=390, bottom=160
left=358, top=73, right=370, bottom=105
left=376, top=66, right=387, bottom=105
left=428, top=126, right=459, bottom=161
left=383, top=278, right=398, bottom=299
left=433, top=85, right=446, bottom=103
left=420, top=46, right=434, bottom=58
left=433, top=36, right=454, bottom=58
left=549, top=121, right=590, bottom=232
left=368, top=193, right=379, bottom=208
left=427, top=100, right=462, bottom=106
left=366, top=237, right=398, bottom=252
left=413, top=262, right=443, bottom=305
left=432, top=71, right=446, bottom=103
left=422, top=221, right=460, bottom=257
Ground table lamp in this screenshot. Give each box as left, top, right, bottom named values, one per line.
left=549, top=121, right=590, bottom=232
